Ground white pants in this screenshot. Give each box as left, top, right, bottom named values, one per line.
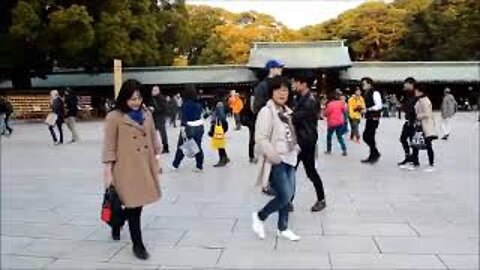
left=441, top=117, right=450, bottom=136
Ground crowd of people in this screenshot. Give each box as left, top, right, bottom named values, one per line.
left=0, top=59, right=476, bottom=260
left=97, top=58, right=476, bottom=260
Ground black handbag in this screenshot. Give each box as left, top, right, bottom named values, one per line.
left=100, top=187, right=125, bottom=228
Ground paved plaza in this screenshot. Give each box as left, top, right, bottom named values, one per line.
left=1, top=113, right=479, bottom=269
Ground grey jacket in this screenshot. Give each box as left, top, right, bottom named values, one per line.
left=441, top=94, right=457, bottom=118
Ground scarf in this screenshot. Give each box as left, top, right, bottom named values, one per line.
left=128, top=109, right=144, bottom=125
left=277, top=106, right=297, bottom=152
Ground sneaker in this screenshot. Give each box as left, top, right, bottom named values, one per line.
left=342, top=151, right=347, bottom=156
left=277, top=229, right=300, bottom=241
left=249, top=157, right=258, bottom=164
left=407, top=164, right=420, bottom=171
left=397, top=157, right=410, bottom=166
left=311, top=200, right=327, bottom=212
left=169, top=164, right=179, bottom=172
left=399, top=163, right=412, bottom=169
left=193, top=167, right=203, bottom=173
left=442, top=134, right=449, bottom=140
left=324, top=151, right=332, bottom=155
left=424, top=165, right=435, bottom=172
left=252, top=212, right=266, bottom=239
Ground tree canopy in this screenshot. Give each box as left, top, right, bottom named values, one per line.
left=1, top=0, right=479, bottom=88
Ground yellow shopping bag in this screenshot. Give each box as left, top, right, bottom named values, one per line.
left=210, top=122, right=226, bottom=149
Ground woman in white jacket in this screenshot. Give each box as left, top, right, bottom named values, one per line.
left=251, top=76, right=301, bottom=241
left=410, top=87, right=437, bottom=171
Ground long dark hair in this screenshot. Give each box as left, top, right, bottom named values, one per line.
left=113, top=79, right=143, bottom=113
left=182, top=84, right=198, bottom=100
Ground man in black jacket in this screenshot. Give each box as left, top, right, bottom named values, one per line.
left=361, top=77, right=383, bottom=164
left=292, top=73, right=326, bottom=212
left=64, top=89, right=80, bottom=143
left=252, top=60, right=284, bottom=196
left=149, top=86, right=169, bottom=153
left=398, top=77, right=418, bottom=167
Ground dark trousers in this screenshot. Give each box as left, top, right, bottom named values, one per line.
left=48, top=121, right=64, bottom=143
left=412, top=138, right=435, bottom=166
left=258, top=163, right=296, bottom=231
left=327, top=126, right=347, bottom=152
left=173, top=125, right=204, bottom=169
left=400, top=122, right=415, bottom=157
left=154, top=116, right=169, bottom=151
left=248, top=125, right=255, bottom=159
left=218, top=148, right=228, bottom=160
left=114, top=207, right=144, bottom=247
left=363, top=119, right=380, bottom=159
left=297, top=144, right=325, bottom=202
left=5, top=113, right=12, bottom=133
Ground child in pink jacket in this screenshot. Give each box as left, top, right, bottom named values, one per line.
left=324, top=93, right=347, bottom=156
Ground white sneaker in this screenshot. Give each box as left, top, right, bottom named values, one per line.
left=407, top=164, right=420, bottom=171
left=424, top=165, right=435, bottom=172
left=277, top=229, right=300, bottom=241
left=168, top=164, right=179, bottom=172
left=193, top=168, right=203, bottom=173
left=251, top=212, right=266, bottom=239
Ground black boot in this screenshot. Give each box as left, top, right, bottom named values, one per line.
left=397, top=155, right=411, bottom=166
left=112, top=226, right=121, bottom=241
left=133, top=244, right=150, bottom=260
left=213, top=157, right=228, bottom=167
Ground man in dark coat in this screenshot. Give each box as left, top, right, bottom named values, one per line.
left=149, top=86, right=169, bottom=153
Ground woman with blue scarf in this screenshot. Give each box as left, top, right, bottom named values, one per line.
left=102, top=79, right=162, bottom=260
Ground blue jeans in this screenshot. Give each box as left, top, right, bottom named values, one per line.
left=173, top=125, right=204, bottom=169
left=327, top=125, right=347, bottom=152
left=258, top=163, right=296, bottom=231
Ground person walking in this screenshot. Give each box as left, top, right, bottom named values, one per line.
left=324, top=91, right=348, bottom=156
left=0, top=97, right=8, bottom=136
left=0, top=97, right=13, bottom=136
left=292, top=73, right=326, bottom=212
left=440, top=88, right=458, bottom=140
left=48, top=90, right=65, bottom=145
left=240, top=97, right=257, bottom=163
left=210, top=100, right=230, bottom=167
left=408, top=87, right=437, bottom=171
left=168, top=95, right=178, bottom=127
left=252, top=59, right=284, bottom=196
left=360, top=78, right=383, bottom=164
left=149, top=86, right=169, bottom=153
left=228, top=91, right=244, bottom=130
left=252, top=76, right=301, bottom=241
left=398, top=77, right=419, bottom=167
left=175, top=93, right=183, bottom=125
left=172, top=85, right=205, bottom=172
left=64, top=89, right=80, bottom=143
left=102, top=79, right=162, bottom=260
left=347, top=87, right=365, bottom=142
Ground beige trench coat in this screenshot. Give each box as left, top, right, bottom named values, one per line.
left=415, top=96, right=437, bottom=138
left=102, top=109, right=162, bottom=208
left=255, top=100, right=299, bottom=187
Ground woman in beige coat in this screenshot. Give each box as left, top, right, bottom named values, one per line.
left=410, top=87, right=437, bottom=171
left=252, top=76, right=301, bottom=242
left=102, top=79, right=162, bottom=260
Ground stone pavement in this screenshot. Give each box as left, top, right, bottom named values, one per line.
left=1, top=113, right=478, bottom=269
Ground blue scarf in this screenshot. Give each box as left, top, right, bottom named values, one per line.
left=127, top=109, right=144, bottom=125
